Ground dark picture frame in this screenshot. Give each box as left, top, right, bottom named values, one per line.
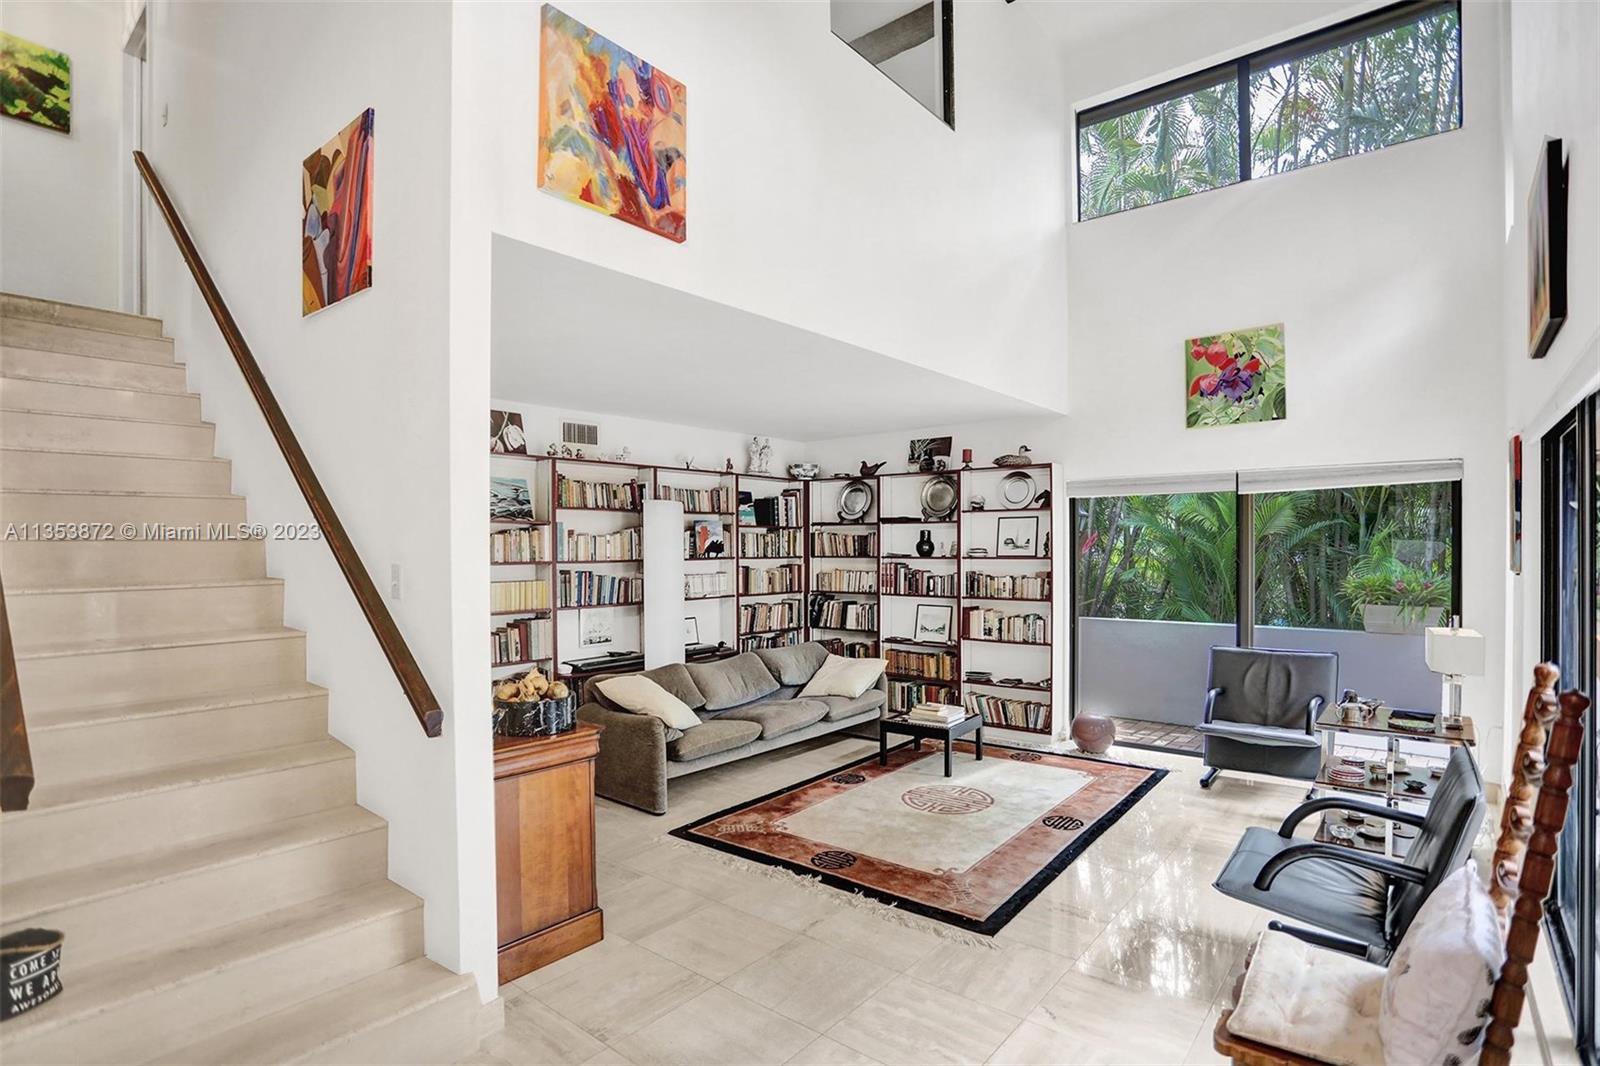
left=1528, top=137, right=1568, bottom=360
left=683, top=617, right=700, bottom=645
left=996, top=515, right=1040, bottom=558
left=913, top=603, right=953, bottom=644
left=490, top=409, right=528, bottom=454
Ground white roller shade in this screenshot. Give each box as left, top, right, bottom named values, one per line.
left=1236, top=459, right=1462, bottom=495
left=1065, top=471, right=1236, bottom=499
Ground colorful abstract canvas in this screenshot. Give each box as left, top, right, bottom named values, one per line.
left=1, top=32, right=70, bottom=133
left=302, top=109, right=374, bottom=316
left=1185, top=323, right=1287, bottom=428
left=537, top=5, right=687, bottom=243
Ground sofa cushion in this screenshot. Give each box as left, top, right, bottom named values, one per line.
left=719, top=698, right=828, bottom=739
left=816, top=690, right=887, bottom=722
left=755, top=643, right=828, bottom=686
left=800, top=654, right=888, bottom=699
left=667, top=718, right=762, bottom=762
left=687, top=653, right=780, bottom=711
left=595, top=674, right=702, bottom=731
left=586, top=663, right=706, bottom=712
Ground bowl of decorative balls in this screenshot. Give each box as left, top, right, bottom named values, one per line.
left=492, top=668, right=575, bottom=737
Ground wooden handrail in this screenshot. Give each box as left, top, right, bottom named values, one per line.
left=0, top=572, right=33, bottom=810
left=133, top=151, right=443, bottom=738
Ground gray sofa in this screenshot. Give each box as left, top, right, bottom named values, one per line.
left=576, top=642, right=886, bottom=814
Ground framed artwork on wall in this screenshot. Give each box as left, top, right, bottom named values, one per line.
left=1185, top=322, right=1286, bottom=429
left=537, top=4, right=687, bottom=243
left=490, top=410, right=528, bottom=454
left=491, top=477, right=535, bottom=522
left=1528, top=137, right=1567, bottom=360
left=996, top=515, right=1039, bottom=557
left=580, top=611, right=612, bottom=647
left=0, top=31, right=70, bottom=133
left=1509, top=435, right=1523, bottom=574
left=913, top=603, right=953, bottom=644
left=301, top=108, right=374, bottom=315
left=683, top=617, right=700, bottom=645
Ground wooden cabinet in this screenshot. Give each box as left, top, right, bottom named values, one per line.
left=493, top=723, right=603, bottom=984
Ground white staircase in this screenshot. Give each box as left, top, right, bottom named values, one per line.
left=0, top=294, right=486, bottom=1065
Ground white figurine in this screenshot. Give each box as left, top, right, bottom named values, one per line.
left=747, top=436, right=772, bottom=474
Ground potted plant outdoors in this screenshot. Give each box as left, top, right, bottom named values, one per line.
left=1340, top=564, right=1450, bottom=636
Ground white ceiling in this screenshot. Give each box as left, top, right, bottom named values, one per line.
left=490, top=238, right=1054, bottom=442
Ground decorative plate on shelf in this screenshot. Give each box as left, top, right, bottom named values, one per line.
left=838, top=479, right=874, bottom=521
left=1000, top=472, right=1036, bottom=509
left=921, top=476, right=958, bottom=520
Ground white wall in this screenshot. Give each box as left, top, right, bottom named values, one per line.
left=449, top=0, right=1071, bottom=411
left=0, top=0, right=124, bottom=308
left=1499, top=0, right=1599, bottom=792
left=142, top=0, right=496, bottom=997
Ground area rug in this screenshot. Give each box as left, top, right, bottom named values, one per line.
left=670, top=740, right=1167, bottom=935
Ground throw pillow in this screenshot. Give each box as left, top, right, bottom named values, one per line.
left=799, top=654, right=887, bottom=700
left=596, top=675, right=701, bottom=731
left=1379, top=863, right=1504, bottom=1065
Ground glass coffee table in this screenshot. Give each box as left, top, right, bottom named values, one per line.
left=880, top=711, right=984, bottom=777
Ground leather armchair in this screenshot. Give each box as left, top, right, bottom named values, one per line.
left=1196, top=646, right=1336, bottom=788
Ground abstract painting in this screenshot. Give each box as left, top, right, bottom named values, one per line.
left=491, top=477, right=535, bottom=522
left=537, top=5, right=687, bottom=243
left=302, top=109, right=374, bottom=315
left=1528, top=137, right=1567, bottom=360
left=490, top=410, right=528, bottom=454
left=1, top=32, right=70, bottom=133
left=1185, top=322, right=1286, bottom=429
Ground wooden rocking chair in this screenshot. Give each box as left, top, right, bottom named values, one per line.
left=1213, top=664, right=1589, bottom=1066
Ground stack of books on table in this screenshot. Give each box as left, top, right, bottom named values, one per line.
left=907, top=702, right=966, bottom=727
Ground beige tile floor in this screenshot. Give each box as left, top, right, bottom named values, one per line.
left=459, top=734, right=1544, bottom=1066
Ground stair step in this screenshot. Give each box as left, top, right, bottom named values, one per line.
left=0, top=446, right=232, bottom=493
left=2, top=738, right=355, bottom=882
left=8, top=577, right=284, bottom=649
left=1, top=408, right=215, bottom=458
left=1, top=487, right=246, bottom=531
left=2, top=534, right=266, bottom=589
left=0, top=317, right=175, bottom=364
left=0, top=375, right=201, bottom=421
left=1, top=807, right=388, bottom=972
left=1, top=293, right=166, bottom=338
left=0, top=881, right=422, bottom=1066
left=2, top=345, right=188, bottom=392
left=27, top=681, right=324, bottom=782
left=156, top=959, right=482, bottom=1066
left=16, top=626, right=303, bottom=712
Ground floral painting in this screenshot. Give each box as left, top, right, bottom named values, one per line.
left=1185, top=323, right=1286, bottom=429
left=537, top=5, right=686, bottom=243
left=1, top=31, right=70, bottom=133
left=302, top=109, right=374, bottom=315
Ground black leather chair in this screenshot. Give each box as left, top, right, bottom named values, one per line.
left=1211, top=745, right=1486, bottom=961
left=1196, top=646, right=1336, bottom=788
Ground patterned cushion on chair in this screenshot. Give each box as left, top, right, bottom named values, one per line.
left=1227, top=929, right=1386, bottom=1066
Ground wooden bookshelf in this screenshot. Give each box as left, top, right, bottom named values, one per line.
left=491, top=454, right=555, bottom=677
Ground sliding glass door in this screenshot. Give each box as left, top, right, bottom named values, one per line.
left=1542, top=394, right=1597, bottom=1057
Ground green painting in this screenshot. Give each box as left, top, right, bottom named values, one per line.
left=1, top=31, right=70, bottom=133
left=1185, top=322, right=1286, bottom=428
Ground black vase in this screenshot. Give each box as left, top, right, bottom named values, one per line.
left=915, top=530, right=935, bottom=558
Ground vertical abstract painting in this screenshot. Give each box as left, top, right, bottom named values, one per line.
left=537, top=5, right=687, bottom=243
left=1527, top=137, right=1567, bottom=359
left=302, top=109, right=374, bottom=316
left=0, top=32, right=70, bottom=133
left=1185, top=323, right=1287, bottom=428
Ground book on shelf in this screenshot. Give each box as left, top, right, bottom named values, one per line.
left=880, top=561, right=957, bottom=596
left=490, top=527, right=545, bottom=563
left=810, top=595, right=877, bottom=631
left=491, top=579, right=550, bottom=612
left=886, top=647, right=957, bottom=681
left=739, top=528, right=803, bottom=559
left=740, top=629, right=799, bottom=652
left=819, top=637, right=878, bottom=659
left=740, top=562, right=802, bottom=594
left=739, top=598, right=800, bottom=634
left=967, top=692, right=1050, bottom=731
left=491, top=616, right=548, bottom=665
left=965, top=570, right=1051, bottom=599
left=814, top=567, right=876, bottom=593
left=556, top=524, right=641, bottom=562
left=558, top=569, right=643, bottom=608
left=963, top=607, right=1047, bottom=644
left=557, top=475, right=644, bottom=510
left=810, top=530, right=876, bottom=558
left=889, top=679, right=956, bottom=713
left=685, top=570, right=732, bottom=599
left=657, top=485, right=734, bottom=514
left=748, top=489, right=802, bottom=528
left=907, top=702, right=966, bottom=724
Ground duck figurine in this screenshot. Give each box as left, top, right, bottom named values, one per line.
left=859, top=460, right=886, bottom=476
left=993, top=445, right=1033, bottom=467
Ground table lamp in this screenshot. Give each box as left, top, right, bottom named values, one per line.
left=1425, top=616, right=1485, bottom=727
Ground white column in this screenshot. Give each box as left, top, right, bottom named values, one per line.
left=643, top=499, right=686, bottom=668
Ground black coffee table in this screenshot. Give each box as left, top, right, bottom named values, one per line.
left=880, top=712, right=984, bottom=777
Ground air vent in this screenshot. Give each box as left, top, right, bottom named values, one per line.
left=562, top=421, right=599, bottom=447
